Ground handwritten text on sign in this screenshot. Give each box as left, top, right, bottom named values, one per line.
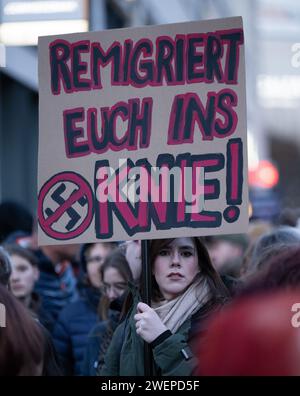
left=38, top=17, right=248, bottom=244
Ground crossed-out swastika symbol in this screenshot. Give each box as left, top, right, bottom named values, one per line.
left=45, top=183, right=88, bottom=231
left=38, top=172, right=94, bottom=241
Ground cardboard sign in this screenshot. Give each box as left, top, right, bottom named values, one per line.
left=38, top=17, right=248, bottom=245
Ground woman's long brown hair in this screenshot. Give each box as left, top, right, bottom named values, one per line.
left=150, top=237, right=229, bottom=302
left=122, top=237, right=229, bottom=316
left=0, top=284, right=44, bottom=375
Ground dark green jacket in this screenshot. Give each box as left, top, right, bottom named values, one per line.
left=100, top=284, right=217, bottom=376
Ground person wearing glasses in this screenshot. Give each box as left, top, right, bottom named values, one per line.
left=82, top=248, right=133, bottom=375
left=53, top=242, right=117, bottom=375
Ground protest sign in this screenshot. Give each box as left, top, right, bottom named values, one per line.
left=38, top=16, right=248, bottom=245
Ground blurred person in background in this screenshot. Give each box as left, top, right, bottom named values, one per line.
left=4, top=230, right=81, bottom=323
left=5, top=244, right=54, bottom=332
left=241, top=226, right=300, bottom=278
left=206, top=234, right=249, bottom=279
left=0, top=246, right=11, bottom=287
left=0, top=283, right=45, bottom=375
left=82, top=248, right=133, bottom=376
left=238, top=246, right=300, bottom=298
left=278, top=207, right=300, bottom=228
left=0, top=200, right=33, bottom=244
left=246, top=219, right=273, bottom=245
left=239, top=219, right=273, bottom=277
left=4, top=230, right=35, bottom=250
left=196, top=290, right=300, bottom=376
left=122, top=240, right=142, bottom=282
left=7, top=244, right=39, bottom=303
left=53, top=242, right=117, bottom=375
left=0, top=245, right=62, bottom=375
left=34, top=243, right=81, bottom=323
left=100, top=237, right=229, bottom=376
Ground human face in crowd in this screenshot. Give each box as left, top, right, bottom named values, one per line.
left=102, top=267, right=128, bottom=302
left=9, top=254, right=39, bottom=299
left=153, top=237, right=199, bottom=301
left=86, top=243, right=114, bottom=288
left=208, top=240, right=242, bottom=271
left=41, top=243, right=80, bottom=264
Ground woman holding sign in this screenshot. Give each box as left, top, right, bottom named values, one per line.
left=100, top=237, right=229, bottom=376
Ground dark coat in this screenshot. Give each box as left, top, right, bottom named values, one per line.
left=52, top=285, right=101, bottom=375
left=100, top=284, right=222, bottom=376
left=41, top=325, right=64, bottom=376
left=81, top=312, right=119, bottom=376
left=29, top=292, right=55, bottom=334
left=34, top=250, right=79, bottom=323
left=81, top=293, right=127, bottom=376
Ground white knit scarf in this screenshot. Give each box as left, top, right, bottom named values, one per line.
left=152, top=274, right=211, bottom=333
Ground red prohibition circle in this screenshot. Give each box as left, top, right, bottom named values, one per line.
left=38, top=172, right=94, bottom=240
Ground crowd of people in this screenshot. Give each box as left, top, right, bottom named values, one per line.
left=1, top=200, right=300, bottom=376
